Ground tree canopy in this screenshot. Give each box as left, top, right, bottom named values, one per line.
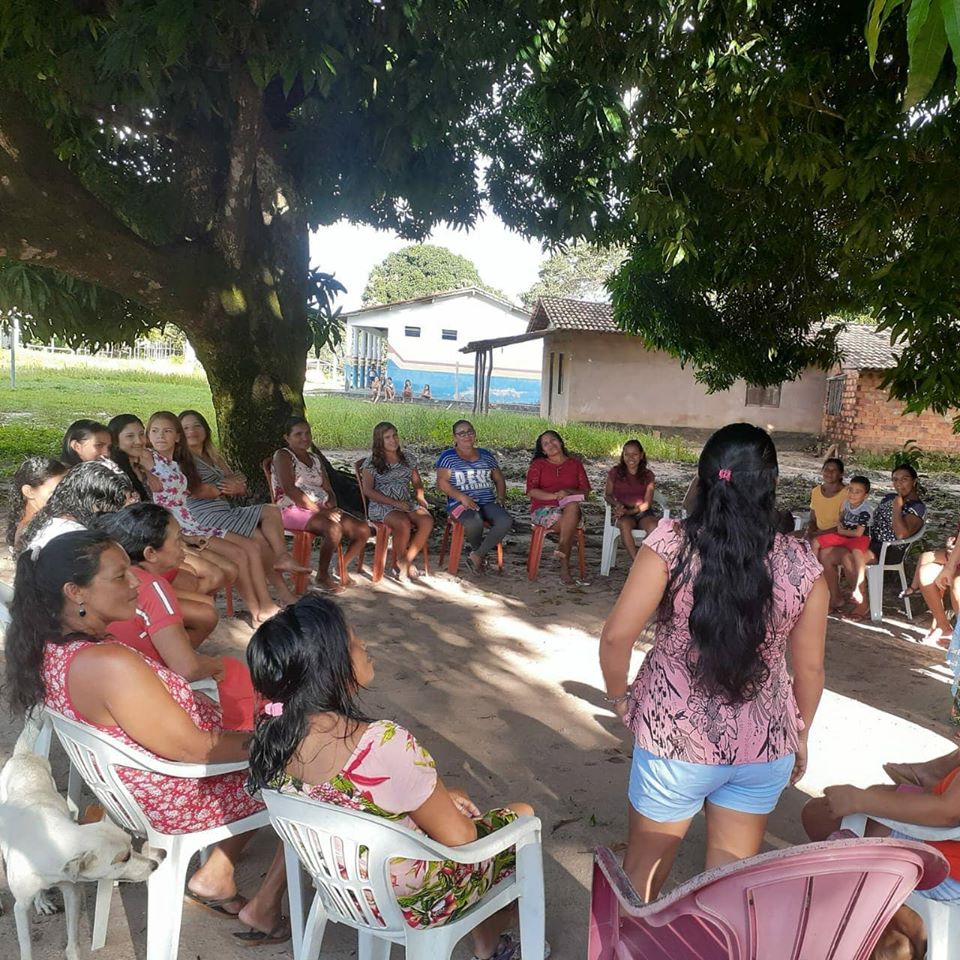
left=484, top=1, right=960, bottom=420
left=361, top=244, right=502, bottom=306
left=2, top=0, right=960, bottom=455
left=521, top=242, right=626, bottom=306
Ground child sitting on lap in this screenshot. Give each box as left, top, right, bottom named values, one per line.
left=811, top=475, right=874, bottom=558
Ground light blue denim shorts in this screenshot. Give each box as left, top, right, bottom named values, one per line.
left=628, top=745, right=795, bottom=822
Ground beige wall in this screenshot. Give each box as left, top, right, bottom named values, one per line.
left=539, top=332, right=827, bottom=434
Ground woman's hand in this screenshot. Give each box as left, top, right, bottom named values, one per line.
left=199, top=654, right=225, bottom=682
left=613, top=696, right=631, bottom=720
left=459, top=494, right=480, bottom=511
left=823, top=784, right=863, bottom=819
left=612, top=504, right=625, bottom=521
left=217, top=478, right=246, bottom=496
left=790, top=738, right=808, bottom=785
left=936, top=568, right=957, bottom=592
left=393, top=499, right=412, bottom=512
left=321, top=506, right=343, bottom=523
left=447, top=787, right=481, bottom=819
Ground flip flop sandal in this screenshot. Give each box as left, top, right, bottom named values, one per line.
left=883, top=762, right=922, bottom=787
left=899, top=587, right=920, bottom=599
left=233, top=920, right=291, bottom=947
left=472, top=933, right=552, bottom=960
left=184, top=890, right=248, bottom=919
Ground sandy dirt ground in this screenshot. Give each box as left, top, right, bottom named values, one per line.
left=1, top=449, right=958, bottom=959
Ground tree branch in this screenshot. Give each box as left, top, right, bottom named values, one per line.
left=0, top=89, right=210, bottom=320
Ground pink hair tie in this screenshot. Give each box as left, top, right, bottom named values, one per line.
left=263, top=701, right=284, bottom=718
left=717, top=468, right=732, bottom=481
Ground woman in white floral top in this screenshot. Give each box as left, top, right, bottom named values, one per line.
left=246, top=596, right=543, bottom=960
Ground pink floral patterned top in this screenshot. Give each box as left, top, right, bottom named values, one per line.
left=42, top=639, right=263, bottom=834
left=273, top=720, right=516, bottom=929
left=624, top=519, right=822, bottom=765
left=148, top=452, right=226, bottom=539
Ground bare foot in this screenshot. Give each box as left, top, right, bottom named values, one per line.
left=559, top=568, right=574, bottom=586
left=846, top=604, right=869, bottom=621
left=407, top=564, right=421, bottom=581
left=273, top=555, right=311, bottom=574
left=314, top=577, right=344, bottom=595
left=829, top=598, right=846, bottom=613
left=255, top=604, right=282, bottom=622
left=340, top=572, right=355, bottom=587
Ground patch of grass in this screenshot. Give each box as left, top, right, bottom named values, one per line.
left=0, top=359, right=698, bottom=475
left=303, top=396, right=698, bottom=461
left=855, top=449, right=960, bottom=476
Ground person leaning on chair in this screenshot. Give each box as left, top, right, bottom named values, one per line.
left=435, top=420, right=512, bottom=576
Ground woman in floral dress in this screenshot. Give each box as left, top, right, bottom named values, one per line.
left=360, top=421, right=433, bottom=581
left=146, top=411, right=281, bottom=622
left=600, top=422, right=828, bottom=901
left=4, top=529, right=290, bottom=946
left=247, top=596, right=542, bottom=960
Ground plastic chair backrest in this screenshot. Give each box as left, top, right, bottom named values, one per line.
left=265, top=789, right=473, bottom=935
left=590, top=838, right=948, bottom=960
left=878, top=523, right=926, bottom=567
left=353, top=458, right=370, bottom=516
left=47, top=710, right=156, bottom=837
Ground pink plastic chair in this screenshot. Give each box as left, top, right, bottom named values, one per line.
left=589, top=838, right=948, bottom=960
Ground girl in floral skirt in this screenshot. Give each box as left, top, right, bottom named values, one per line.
left=246, top=596, right=546, bottom=960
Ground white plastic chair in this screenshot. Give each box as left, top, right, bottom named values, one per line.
left=867, top=526, right=926, bottom=622
left=263, top=790, right=545, bottom=960
left=46, top=708, right=268, bottom=960
left=600, top=492, right=670, bottom=576
left=842, top=812, right=960, bottom=960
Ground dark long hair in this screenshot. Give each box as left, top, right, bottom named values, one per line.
left=246, top=596, right=372, bottom=792
left=19, top=462, right=133, bottom=552
left=61, top=419, right=110, bottom=466
left=532, top=430, right=569, bottom=460
left=5, top=530, right=115, bottom=716
left=660, top=422, right=779, bottom=704
left=615, top=439, right=648, bottom=481
left=178, top=409, right=222, bottom=466
left=147, top=411, right=202, bottom=493
left=5, top=457, right=67, bottom=546
left=93, top=503, right=171, bottom=564
left=107, top=414, right=151, bottom=503
left=370, top=421, right=408, bottom=473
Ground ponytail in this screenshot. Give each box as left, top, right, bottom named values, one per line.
left=659, top=423, right=779, bottom=704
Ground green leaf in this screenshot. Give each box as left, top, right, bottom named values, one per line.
left=866, top=0, right=906, bottom=67
left=939, top=0, right=960, bottom=90
left=905, top=0, right=948, bottom=107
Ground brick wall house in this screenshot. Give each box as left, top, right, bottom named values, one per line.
left=821, top=326, right=959, bottom=455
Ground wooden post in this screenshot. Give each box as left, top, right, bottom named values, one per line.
left=472, top=351, right=481, bottom=414
left=483, top=349, right=493, bottom=414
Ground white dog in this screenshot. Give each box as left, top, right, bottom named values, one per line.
left=0, top=717, right=160, bottom=960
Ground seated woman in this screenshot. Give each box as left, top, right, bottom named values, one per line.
left=246, top=595, right=538, bottom=960
left=96, top=504, right=256, bottom=730
left=110, top=413, right=232, bottom=615
left=604, top=440, right=658, bottom=561
left=370, top=375, right=383, bottom=403
left=806, top=457, right=847, bottom=551
left=5, top=530, right=288, bottom=945
left=435, top=420, right=513, bottom=576
left=19, top=461, right=135, bottom=552
left=526, top=430, right=590, bottom=585
left=420, top=383, right=432, bottom=400
left=384, top=377, right=397, bottom=401
left=5, top=456, right=67, bottom=549
left=803, top=769, right=960, bottom=958
left=402, top=379, right=414, bottom=402
left=179, top=409, right=308, bottom=605
left=902, top=523, right=960, bottom=646
left=821, top=464, right=926, bottom=620
left=360, top=421, right=433, bottom=581
left=61, top=419, right=112, bottom=466
left=146, top=411, right=281, bottom=623
left=271, top=417, right=368, bottom=593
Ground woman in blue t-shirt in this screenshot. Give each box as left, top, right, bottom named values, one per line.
left=435, top=420, right=512, bottom=575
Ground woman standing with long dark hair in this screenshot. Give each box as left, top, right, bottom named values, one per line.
left=600, top=423, right=827, bottom=900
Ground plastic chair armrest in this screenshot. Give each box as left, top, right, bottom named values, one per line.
left=843, top=812, right=960, bottom=842
left=413, top=815, right=541, bottom=863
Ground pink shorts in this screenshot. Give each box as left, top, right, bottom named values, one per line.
left=281, top=506, right=316, bottom=531
left=816, top=532, right=870, bottom=552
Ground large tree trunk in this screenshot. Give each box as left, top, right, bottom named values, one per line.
left=185, top=202, right=313, bottom=493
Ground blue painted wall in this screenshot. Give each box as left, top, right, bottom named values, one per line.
left=344, top=360, right=540, bottom=405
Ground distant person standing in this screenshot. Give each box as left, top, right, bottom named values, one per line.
left=435, top=420, right=512, bottom=575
